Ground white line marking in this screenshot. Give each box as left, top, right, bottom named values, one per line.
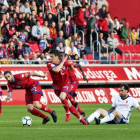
left=0, top=127, right=128, bottom=130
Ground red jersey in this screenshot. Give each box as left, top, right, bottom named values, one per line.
left=68, top=62, right=79, bottom=83
left=7, top=72, right=38, bottom=93
left=0, top=67, right=2, bottom=75
left=47, top=60, right=70, bottom=90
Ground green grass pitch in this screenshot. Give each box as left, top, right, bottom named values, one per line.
left=0, top=104, right=140, bottom=140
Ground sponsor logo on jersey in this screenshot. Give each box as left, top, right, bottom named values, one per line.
left=25, top=73, right=29, bottom=77
left=126, top=100, right=128, bottom=103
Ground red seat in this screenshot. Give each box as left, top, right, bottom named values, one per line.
left=129, top=45, right=136, bottom=53
left=117, top=45, right=124, bottom=52
left=86, top=54, right=94, bottom=64
left=116, top=54, right=123, bottom=63
left=29, top=54, right=33, bottom=59
left=123, top=45, right=130, bottom=53
left=110, top=54, right=116, bottom=61
left=131, top=54, right=135, bottom=63
left=124, top=54, right=132, bottom=63
left=135, top=45, right=140, bottom=53
left=134, top=54, right=140, bottom=63
left=28, top=44, right=42, bottom=53
left=115, top=35, right=125, bottom=44
left=2, top=44, right=5, bottom=48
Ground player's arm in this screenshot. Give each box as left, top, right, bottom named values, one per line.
left=0, top=68, right=2, bottom=78
left=6, top=92, right=12, bottom=102
left=6, top=83, right=13, bottom=102
left=52, top=56, right=68, bottom=73
left=77, top=64, right=88, bottom=83
left=30, top=71, right=47, bottom=78
left=107, top=107, right=115, bottom=113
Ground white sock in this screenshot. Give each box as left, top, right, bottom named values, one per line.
left=100, top=113, right=115, bottom=124
left=87, top=110, right=100, bottom=123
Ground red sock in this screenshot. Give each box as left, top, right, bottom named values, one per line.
left=40, top=103, right=53, bottom=114
left=68, top=94, right=76, bottom=104
left=78, top=106, right=83, bottom=113
left=0, top=99, right=2, bottom=114
left=30, top=108, right=48, bottom=119
left=69, top=105, right=80, bottom=119
left=62, top=99, right=69, bottom=114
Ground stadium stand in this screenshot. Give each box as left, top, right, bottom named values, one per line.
left=0, top=0, right=140, bottom=64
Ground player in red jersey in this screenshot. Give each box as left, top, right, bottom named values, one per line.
left=0, top=68, right=3, bottom=115
left=59, top=53, right=88, bottom=116
left=47, top=49, right=87, bottom=125
left=4, top=71, right=57, bottom=124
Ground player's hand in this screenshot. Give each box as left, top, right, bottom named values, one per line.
left=0, top=74, right=3, bottom=78
left=42, top=73, right=47, bottom=78
left=83, top=76, right=88, bottom=83
left=5, top=97, right=11, bottom=102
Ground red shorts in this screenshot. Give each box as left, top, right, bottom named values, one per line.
left=54, top=84, right=71, bottom=97
left=70, top=82, right=79, bottom=93
left=25, top=84, right=43, bottom=105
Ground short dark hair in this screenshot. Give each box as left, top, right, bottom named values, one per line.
left=49, top=49, right=59, bottom=56
left=4, top=71, right=12, bottom=75
left=122, top=18, right=126, bottom=22
left=119, top=84, right=129, bottom=93
left=114, top=17, right=118, bottom=20
left=131, top=27, right=135, bottom=30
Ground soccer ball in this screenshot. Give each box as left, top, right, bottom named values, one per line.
left=22, top=116, right=32, bottom=126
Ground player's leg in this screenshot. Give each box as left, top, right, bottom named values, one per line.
left=25, top=92, right=50, bottom=124
left=0, top=96, right=2, bottom=115
left=59, top=91, right=70, bottom=121
left=67, top=83, right=79, bottom=109
left=87, top=108, right=108, bottom=124
left=26, top=103, right=50, bottom=124
left=68, top=100, right=87, bottom=125
left=95, top=110, right=122, bottom=125
left=0, top=86, right=3, bottom=115
left=32, top=93, right=57, bottom=123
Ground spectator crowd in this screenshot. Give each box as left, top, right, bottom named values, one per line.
left=0, top=0, right=140, bottom=64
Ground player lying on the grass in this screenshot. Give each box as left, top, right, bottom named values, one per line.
left=47, top=49, right=87, bottom=125
left=4, top=71, right=57, bottom=124
left=87, top=84, right=140, bottom=125
left=59, top=53, right=88, bottom=117
left=0, top=67, right=3, bottom=115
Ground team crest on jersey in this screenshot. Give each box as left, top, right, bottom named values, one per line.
left=25, top=73, right=29, bottom=77
left=126, top=100, right=128, bottom=103
left=18, top=81, right=22, bottom=84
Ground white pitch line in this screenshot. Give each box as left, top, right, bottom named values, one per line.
left=0, top=127, right=128, bottom=130
left=0, top=120, right=39, bottom=122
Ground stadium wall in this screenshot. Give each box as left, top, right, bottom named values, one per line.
left=107, top=0, right=140, bottom=28
left=1, top=87, right=140, bottom=105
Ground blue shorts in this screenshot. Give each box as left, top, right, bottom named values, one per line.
left=106, top=112, right=127, bottom=124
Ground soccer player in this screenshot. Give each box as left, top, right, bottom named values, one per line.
left=47, top=49, right=87, bottom=125
left=87, top=84, right=140, bottom=125
left=59, top=53, right=88, bottom=116
left=0, top=67, right=3, bottom=115
left=4, top=71, right=57, bottom=124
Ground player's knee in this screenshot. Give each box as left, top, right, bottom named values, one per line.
left=97, top=108, right=102, bottom=112
left=68, top=100, right=72, bottom=107
left=59, top=94, right=66, bottom=101
left=33, top=102, right=40, bottom=108
left=27, top=106, right=33, bottom=112
left=113, top=110, right=117, bottom=115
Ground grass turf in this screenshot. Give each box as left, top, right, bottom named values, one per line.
left=0, top=104, right=139, bottom=140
